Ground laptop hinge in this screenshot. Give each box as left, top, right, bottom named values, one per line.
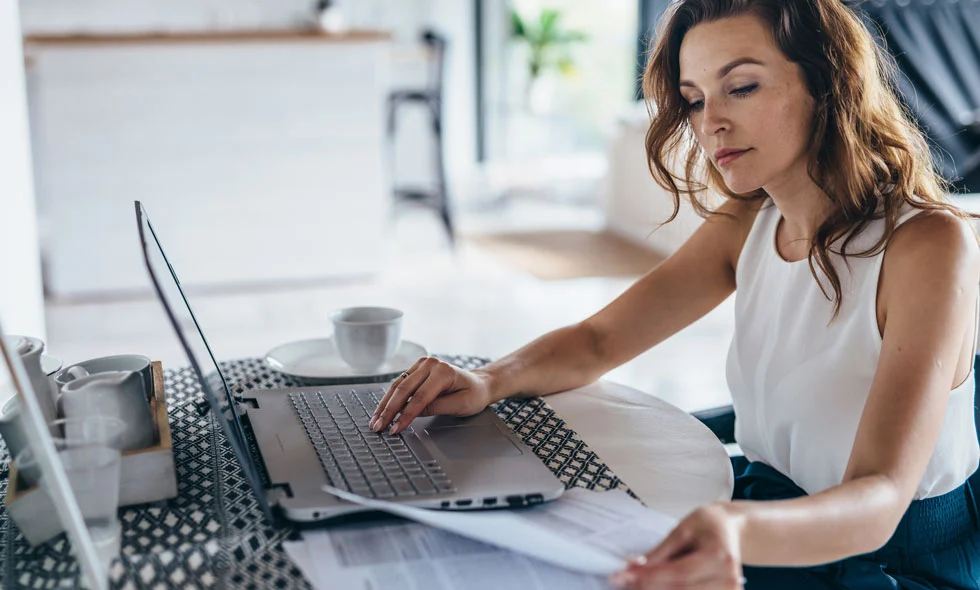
left=267, top=482, right=294, bottom=502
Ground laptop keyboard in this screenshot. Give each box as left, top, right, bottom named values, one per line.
left=289, top=389, right=456, bottom=499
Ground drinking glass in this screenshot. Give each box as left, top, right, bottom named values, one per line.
left=16, top=416, right=125, bottom=572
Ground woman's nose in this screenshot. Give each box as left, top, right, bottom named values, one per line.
left=700, top=97, right=729, bottom=136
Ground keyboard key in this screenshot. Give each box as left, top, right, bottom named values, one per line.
left=413, top=480, right=437, bottom=494
left=368, top=475, right=391, bottom=488
left=350, top=484, right=372, bottom=497
left=410, top=475, right=435, bottom=490
left=392, top=481, right=416, bottom=496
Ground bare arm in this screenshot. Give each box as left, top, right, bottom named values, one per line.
left=478, top=197, right=755, bottom=404
left=372, top=197, right=757, bottom=434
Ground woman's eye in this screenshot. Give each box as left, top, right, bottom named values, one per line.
left=731, top=83, right=758, bottom=97
left=688, top=99, right=704, bottom=112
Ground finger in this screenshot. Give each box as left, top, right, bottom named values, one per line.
left=372, top=363, right=431, bottom=432
left=638, top=523, right=695, bottom=567
left=372, top=374, right=406, bottom=424
left=390, top=365, right=455, bottom=434
left=372, top=358, right=426, bottom=422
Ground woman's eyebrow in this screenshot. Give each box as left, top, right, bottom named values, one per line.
left=679, top=57, right=765, bottom=88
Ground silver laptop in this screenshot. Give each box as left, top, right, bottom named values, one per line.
left=134, top=201, right=564, bottom=522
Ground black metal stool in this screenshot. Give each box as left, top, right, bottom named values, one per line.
left=386, top=29, right=455, bottom=245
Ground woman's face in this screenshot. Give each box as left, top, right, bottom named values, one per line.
left=678, top=15, right=816, bottom=195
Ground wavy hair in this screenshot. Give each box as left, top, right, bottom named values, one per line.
left=642, top=0, right=975, bottom=318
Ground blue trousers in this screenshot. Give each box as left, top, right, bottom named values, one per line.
left=732, top=457, right=980, bottom=589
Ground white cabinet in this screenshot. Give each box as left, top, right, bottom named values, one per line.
left=26, top=33, right=392, bottom=297
left=603, top=116, right=705, bottom=256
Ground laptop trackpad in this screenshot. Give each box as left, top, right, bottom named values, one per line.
left=424, top=425, right=523, bottom=459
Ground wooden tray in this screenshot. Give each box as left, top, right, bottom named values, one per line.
left=5, top=361, right=178, bottom=546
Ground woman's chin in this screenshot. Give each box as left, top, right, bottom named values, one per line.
left=721, top=175, right=763, bottom=195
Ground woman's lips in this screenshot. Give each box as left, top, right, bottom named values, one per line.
left=717, top=148, right=751, bottom=167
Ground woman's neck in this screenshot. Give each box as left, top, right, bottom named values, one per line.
left=764, top=173, right=834, bottom=243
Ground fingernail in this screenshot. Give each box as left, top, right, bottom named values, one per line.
left=370, top=418, right=378, bottom=431
left=389, top=421, right=399, bottom=434
left=630, top=555, right=647, bottom=566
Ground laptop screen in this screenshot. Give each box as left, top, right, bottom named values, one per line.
left=134, top=201, right=272, bottom=521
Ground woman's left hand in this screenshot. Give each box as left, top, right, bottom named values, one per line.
left=609, top=503, right=746, bottom=589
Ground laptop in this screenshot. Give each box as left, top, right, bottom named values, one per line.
left=134, top=201, right=564, bottom=522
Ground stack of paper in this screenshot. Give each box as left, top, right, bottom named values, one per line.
left=283, top=487, right=677, bottom=589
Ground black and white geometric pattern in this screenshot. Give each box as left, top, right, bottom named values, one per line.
left=0, top=355, right=634, bottom=589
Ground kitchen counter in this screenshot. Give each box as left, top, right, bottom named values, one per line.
left=23, top=28, right=390, bottom=46
left=26, top=29, right=394, bottom=297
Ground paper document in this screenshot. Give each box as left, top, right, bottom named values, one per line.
left=325, top=486, right=625, bottom=575
left=285, top=487, right=678, bottom=589
left=286, top=520, right=612, bottom=590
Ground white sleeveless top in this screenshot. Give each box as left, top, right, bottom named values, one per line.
left=727, top=199, right=980, bottom=499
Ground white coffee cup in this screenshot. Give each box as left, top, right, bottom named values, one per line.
left=58, top=371, right=155, bottom=451
left=331, top=307, right=404, bottom=373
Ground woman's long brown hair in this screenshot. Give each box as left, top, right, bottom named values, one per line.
left=642, top=0, right=977, bottom=319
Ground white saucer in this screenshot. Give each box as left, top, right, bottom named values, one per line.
left=264, top=338, right=428, bottom=384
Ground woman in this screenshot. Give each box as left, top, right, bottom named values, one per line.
left=372, top=0, right=980, bottom=587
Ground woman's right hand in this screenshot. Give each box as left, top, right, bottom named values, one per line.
left=369, top=357, right=494, bottom=435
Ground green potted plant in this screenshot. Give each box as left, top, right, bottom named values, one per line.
left=510, top=7, right=588, bottom=112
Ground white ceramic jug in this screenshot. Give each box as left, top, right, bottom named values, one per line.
left=58, top=371, right=154, bottom=451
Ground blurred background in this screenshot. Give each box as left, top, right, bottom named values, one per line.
left=2, top=0, right=979, bottom=412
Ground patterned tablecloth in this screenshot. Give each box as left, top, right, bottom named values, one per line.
left=0, top=355, right=634, bottom=589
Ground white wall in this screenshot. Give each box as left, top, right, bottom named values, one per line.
left=1, top=0, right=46, bottom=338
left=428, top=0, right=477, bottom=195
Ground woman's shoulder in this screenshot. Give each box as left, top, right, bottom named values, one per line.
left=889, top=208, right=978, bottom=260
left=882, top=207, right=980, bottom=293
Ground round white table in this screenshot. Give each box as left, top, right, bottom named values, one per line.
left=548, top=380, right=734, bottom=519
